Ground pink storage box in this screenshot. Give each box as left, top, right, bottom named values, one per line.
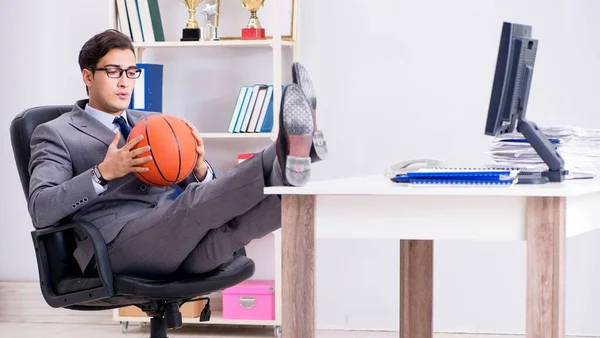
left=222, top=279, right=275, bottom=320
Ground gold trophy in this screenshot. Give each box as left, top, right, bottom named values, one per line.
left=240, top=0, right=266, bottom=40
left=181, top=0, right=204, bottom=41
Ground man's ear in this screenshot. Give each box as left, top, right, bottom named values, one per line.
left=82, top=69, right=93, bottom=88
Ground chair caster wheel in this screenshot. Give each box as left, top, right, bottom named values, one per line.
left=274, top=325, right=282, bottom=337
left=120, top=321, right=129, bottom=333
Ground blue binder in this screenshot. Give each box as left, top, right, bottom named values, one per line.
left=392, top=169, right=520, bottom=185
left=129, top=63, right=163, bottom=112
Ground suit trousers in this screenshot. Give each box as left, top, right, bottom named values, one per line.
left=107, top=151, right=281, bottom=276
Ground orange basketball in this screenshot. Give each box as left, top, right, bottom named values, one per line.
left=127, top=114, right=198, bottom=186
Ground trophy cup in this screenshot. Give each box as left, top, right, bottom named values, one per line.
left=240, top=0, right=266, bottom=40
left=180, top=0, right=204, bottom=41
left=200, top=3, right=219, bottom=41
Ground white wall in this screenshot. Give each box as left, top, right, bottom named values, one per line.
left=2, top=0, right=600, bottom=335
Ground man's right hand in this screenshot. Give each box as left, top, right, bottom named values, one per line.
left=97, top=131, right=153, bottom=181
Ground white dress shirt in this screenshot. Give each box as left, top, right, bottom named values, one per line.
left=84, top=104, right=213, bottom=194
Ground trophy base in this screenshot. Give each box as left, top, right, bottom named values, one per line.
left=181, top=28, right=201, bottom=41
left=201, top=26, right=219, bottom=41
left=241, top=28, right=266, bottom=40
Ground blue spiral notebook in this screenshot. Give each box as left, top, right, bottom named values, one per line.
left=391, top=168, right=520, bottom=186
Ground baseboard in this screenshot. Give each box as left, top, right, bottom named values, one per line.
left=0, top=281, right=113, bottom=325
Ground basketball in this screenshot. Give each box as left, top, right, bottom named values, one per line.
left=127, top=114, right=198, bottom=187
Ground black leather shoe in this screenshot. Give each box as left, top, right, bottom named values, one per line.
left=276, top=84, right=314, bottom=186
left=292, top=61, right=328, bottom=162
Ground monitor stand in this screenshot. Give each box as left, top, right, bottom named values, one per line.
left=515, top=119, right=568, bottom=184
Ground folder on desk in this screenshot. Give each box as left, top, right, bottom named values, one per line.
left=391, top=168, right=520, bottom=186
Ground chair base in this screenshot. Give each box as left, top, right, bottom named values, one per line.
left=150, top=317, right=168, bottom=338
left=144, top=298, right=211, bottom=338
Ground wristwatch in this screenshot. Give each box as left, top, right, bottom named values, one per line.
left=91, top=165, right=108, bottom=186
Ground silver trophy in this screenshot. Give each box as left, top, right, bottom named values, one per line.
left=200, top=3, right=219, bottom=41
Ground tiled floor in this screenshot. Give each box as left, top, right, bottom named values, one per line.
left=0, top=322, right=597, bottom=338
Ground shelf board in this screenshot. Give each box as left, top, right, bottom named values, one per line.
left=118, top=311, right=279, bottom=326
left=133, top=39, right=294, bottom=49
left=201, top=132, right=275, bottom=139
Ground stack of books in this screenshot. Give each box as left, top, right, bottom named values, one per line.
left=116, top=0, right=165, bottom=43
left=227, top=84, right=280, bottom=133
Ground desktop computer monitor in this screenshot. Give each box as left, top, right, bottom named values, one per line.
left=484, top=21, right=567, bottom=183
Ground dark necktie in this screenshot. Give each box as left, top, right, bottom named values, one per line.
left=113, top=116, right=131, bottom=140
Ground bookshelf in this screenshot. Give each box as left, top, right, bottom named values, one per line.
left=108, top=0, right=300, bottom=336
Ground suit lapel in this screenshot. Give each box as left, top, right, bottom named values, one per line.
left=68, top=100, right=118, bottom=147
left=126, top=109, right=147, bottom=128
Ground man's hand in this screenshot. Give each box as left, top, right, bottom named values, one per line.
left=97, top=131, right=153, bottom=181
left=183, top=119, right=208, bottom=180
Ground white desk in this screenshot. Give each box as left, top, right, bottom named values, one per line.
left=264, top=174, right=600, bottom=338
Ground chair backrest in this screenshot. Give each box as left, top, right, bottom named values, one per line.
left=10, top=105, right=73, bottom=199
left=10, top=106, right=86, bottom=288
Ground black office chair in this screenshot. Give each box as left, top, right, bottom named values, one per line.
left=10, top=106, right=255, bottom=338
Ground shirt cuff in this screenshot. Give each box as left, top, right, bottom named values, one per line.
left=91, top=177, right=108, bottom=195
left=195, top=160, right=214, bottom=183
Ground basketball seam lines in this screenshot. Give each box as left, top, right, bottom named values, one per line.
left=160, top=116, right=183, bottom=183
left=144, top=118, right=175, bottom=184
left=137, top=171, right=164, bottom=186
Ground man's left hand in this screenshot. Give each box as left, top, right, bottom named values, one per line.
left=183, top=119, right=208, bottom=181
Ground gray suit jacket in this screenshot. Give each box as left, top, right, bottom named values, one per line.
left=27, top=99, right=206, bottom=271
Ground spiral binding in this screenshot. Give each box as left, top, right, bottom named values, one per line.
left=408, top=178, right=517, bottom=185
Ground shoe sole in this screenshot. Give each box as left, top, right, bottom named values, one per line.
left=279, top=84, right=314, bottom=186
left=292, top=62, right=328, bottom=162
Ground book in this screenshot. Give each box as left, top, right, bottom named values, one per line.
left=116, top=0, right=165, bottom=42
left=227, top=84, right=281, bottom=133
left=147, top=0, right=165, bottom=41
left=227, top=86, right=250, bottom=133
left=237, top=153, right=254, bottom=163
left=391, top=168, right=520, bottom=186
left=125, top=0, right=144, bottom=42
left=136, top=0, right=155, bottom=42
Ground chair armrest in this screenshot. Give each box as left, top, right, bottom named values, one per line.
left=31, top=221, right=115, bottom=308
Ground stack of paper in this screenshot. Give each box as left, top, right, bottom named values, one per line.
left=487, top=126, right=600, bottom=178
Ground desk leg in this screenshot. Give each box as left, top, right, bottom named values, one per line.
left=526, top=196, right=566, bottom=338
left=282, top=195, right=315, bottom=338
left=400, top=240, right=433, bottom=338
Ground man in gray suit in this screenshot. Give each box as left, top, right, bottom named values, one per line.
left=27, top=29, right=326, bottom=277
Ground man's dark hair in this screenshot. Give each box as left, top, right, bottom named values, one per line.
left=79, top=29, right=135, bottom=71
left=78, top=29, right=135, bottom=94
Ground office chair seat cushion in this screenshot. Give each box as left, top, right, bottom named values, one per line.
left=113, top=254, right=255, bottom=299
left=60, top=254, right=255, bottom=312
left=57, top=277, right=104, bottom=295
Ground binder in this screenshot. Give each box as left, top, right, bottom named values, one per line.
left=129, top=63, right=163, bottom=112
left=391, top=168, right=520, bottom=186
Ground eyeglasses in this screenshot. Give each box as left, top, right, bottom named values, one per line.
left=92, top=66, right=142, bottom=79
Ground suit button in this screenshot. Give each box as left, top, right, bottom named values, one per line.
left=140, top=184, right=148, bottom=192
